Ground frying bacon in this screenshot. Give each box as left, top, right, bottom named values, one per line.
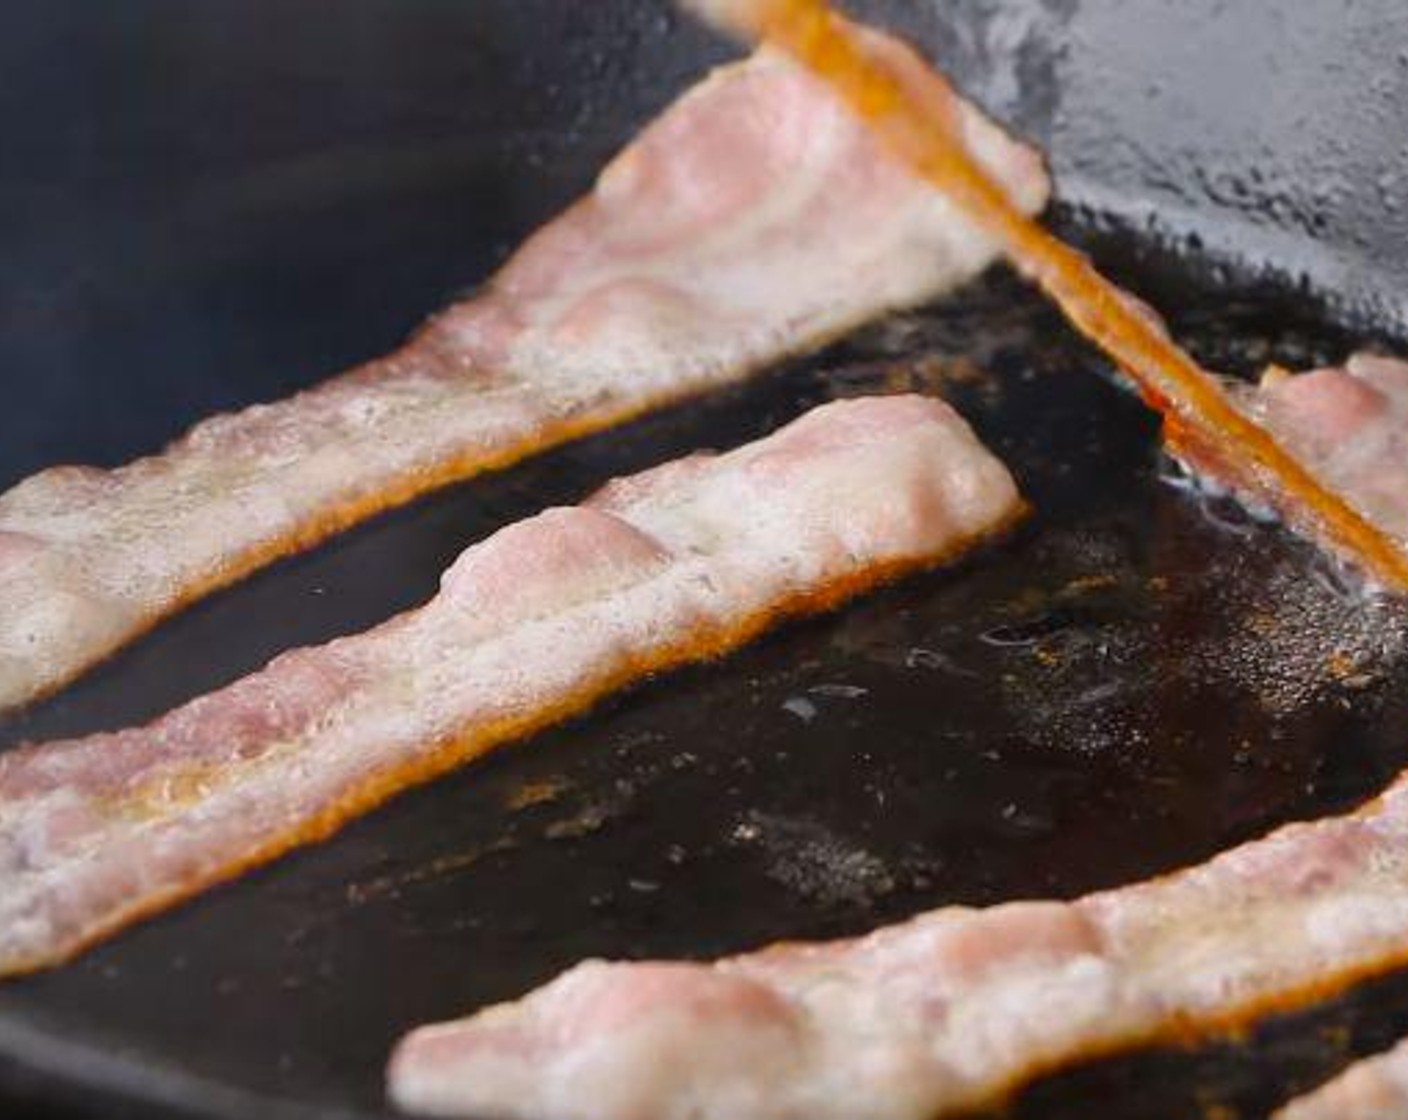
left=1276, top=1038, right=1408, bottom=1119
left=389, top=764, right=1408, bottom=1120
left=0, top=395, right=1022, bottom=977
left=1172, top=354, right=1408, bottom=565
left=0, top=33, right=1048, bottom=715
left=686, top=0, right=1408, bottom=592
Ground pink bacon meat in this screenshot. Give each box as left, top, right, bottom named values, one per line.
left=0, top=395, right=1023, bottom=977
left=1171, top=353, right=1408, bottom=573
left=0, top=31, right=1048, bottom=714
left=1276, top=1038, right=1408, bottom=1119
left=389, top=766, right=1408, bottom=1120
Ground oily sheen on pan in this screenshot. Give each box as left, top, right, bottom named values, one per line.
left=0, top=29, right=1048, bottom=714
left=0, top=395, right=1024, bottom=977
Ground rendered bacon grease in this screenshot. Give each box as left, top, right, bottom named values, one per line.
left=0, top=396, right=1023, bottom=977
left=1276, top=1038, right=1408, bottom=1119
left=684, top=0, right=1408, bottom=593
left=0, top=30, right=1047, bottom=715
left=391, top=771, right=1408, bottom=1120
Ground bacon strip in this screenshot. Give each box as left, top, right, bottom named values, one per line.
left=1276, top=1038, right=1408, bottom=1119
left=388, top=764, right=1408, bottom=1120
left=1172, top=354, right=1408, bottom=568
left=0, top=34, right=1047, bottom=716
left=0, top=395, right=1023, bottom=978
left=683, top=0, right=1408, bottom=592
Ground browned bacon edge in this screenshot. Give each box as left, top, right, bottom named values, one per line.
left=0, top=395, right=1024, bottom=977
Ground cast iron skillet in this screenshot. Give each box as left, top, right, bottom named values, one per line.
left=3, top=2, right=1408, bottom=1118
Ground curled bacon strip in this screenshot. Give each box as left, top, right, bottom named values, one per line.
left=686, top=0, right=1408, bottom=591
left=389, top=767, right=1408, bottom=1120
left=0, top=30, right=1047, bottom=714
left=0, top=395, right=1023, bottom=977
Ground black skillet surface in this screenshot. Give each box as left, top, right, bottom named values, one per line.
left=4, top=2, right=1408, bottom=1118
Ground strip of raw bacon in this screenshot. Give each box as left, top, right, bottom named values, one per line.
left=388, top=766, right=1408, bottom=1120
left=1172, top=354, right=1408, bottom=563
left=0, top=32, right=1047, bottom=716
left=0, top=395, right=1023, bottom=977
left=682, top=0, right=1408, bottom=592
left=1276, top=1038, right=1408, bottom=1119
